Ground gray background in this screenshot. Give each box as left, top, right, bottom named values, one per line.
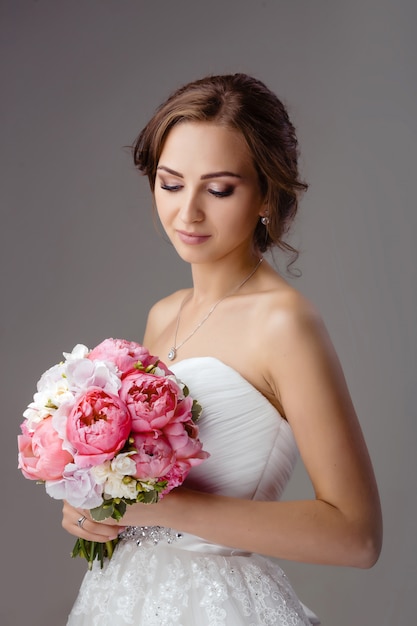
left=1, top=1, right=416, bottom=624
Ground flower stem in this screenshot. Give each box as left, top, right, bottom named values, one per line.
left=88, top=541, right=96, bottom=570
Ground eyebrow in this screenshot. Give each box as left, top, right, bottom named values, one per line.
left=157, top=165, right=242, bottom=180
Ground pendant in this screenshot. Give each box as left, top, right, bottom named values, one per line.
left=167, top=347, right=177, bottom=361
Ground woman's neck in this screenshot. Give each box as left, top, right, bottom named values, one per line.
left=189, top=253, right=263, bottom=305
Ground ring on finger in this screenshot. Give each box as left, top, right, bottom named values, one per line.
left=77, top=515, right=87, bottom=529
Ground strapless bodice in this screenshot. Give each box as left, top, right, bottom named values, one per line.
left=67, top=358, right=319, bottom=625
left=170, top=357, right=298, bottom=502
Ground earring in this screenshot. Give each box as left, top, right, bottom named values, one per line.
left=261, top=215, right=269, bottom=226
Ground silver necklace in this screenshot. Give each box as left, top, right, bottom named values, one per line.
left=167, top=257, right=263, bottom=361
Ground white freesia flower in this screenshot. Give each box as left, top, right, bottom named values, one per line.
left=32, top=380, right=73, bottom=409
left=111, top=452, right=136, bottom=478
left=45, top=464, right=103, bottom=509
left=36, top=362, right=66, bottom=392
left=23, top=367, right=74, bottom=430
left=92, top=454, right=137, bottom=498
left=104, top=474, right=137, bottom=500
left=21, top=407, right=44, bottom=431
left=90, top=461, right=112, bottom=485
left=118, top=478, right=139, bottom=500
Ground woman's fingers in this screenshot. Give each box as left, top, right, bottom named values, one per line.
left=62, top=501, right=121, bottom=541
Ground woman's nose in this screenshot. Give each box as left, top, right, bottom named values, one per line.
left=179, top=191, right=204, bottom=223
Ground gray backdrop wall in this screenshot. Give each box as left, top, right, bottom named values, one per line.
left=1, top=1, right=416, bottom=624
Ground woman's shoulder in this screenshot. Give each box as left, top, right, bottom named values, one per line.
left=143, top=288, right=191, bottom=345
left=254, top=272, right=340, bottom=414
left=256, top=265, right=320, bottom=327
left=253, top=271, right=327, bottom=356
left=148, top=288, right=191, bottom=318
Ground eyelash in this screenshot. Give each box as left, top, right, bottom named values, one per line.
left=210, top=188, right=234, bottom=198
left=160, top=184, right=182, bottom=192
left=160, top=184, right=234, bottom=198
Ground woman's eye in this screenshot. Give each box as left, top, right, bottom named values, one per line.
left=208, top=187, right=234, bottom=198
left=159, top=183, right=234, bottom=197
left=160, top=183, right=182, bottom=192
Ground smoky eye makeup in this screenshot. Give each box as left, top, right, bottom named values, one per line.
left=208, top=186, right=235, bottom=198
left=160, top=182, right=182, bottom=191
left=156, top=167, right=238, bottom=197
left=157, top=173, right=183, bottom=191
left=158, top=178, right=235, bottom=197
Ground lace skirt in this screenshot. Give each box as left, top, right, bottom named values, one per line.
left=67, top=526, right=319, bottom=626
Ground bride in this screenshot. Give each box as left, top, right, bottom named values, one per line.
left=63, top=73, right=382, bottom=625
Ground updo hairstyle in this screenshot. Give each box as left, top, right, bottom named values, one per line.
left=132, top=73, right=307, bottom=257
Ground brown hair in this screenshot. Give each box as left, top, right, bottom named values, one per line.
left=132, top=73, right=307, bottom=259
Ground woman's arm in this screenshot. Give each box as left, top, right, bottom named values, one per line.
left=262, top=294, right=382, bottom=566
left=120, top=293, right=381, bottom=567
left=62, top=293, right=382, bottom=568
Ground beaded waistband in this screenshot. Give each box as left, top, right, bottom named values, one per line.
left=118, top=526, right=182, bottom=547
left=118, top=525, right=252, bottom=557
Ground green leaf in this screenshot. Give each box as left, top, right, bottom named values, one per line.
left=191, top=399, right=203, bottom=422
left=138, top=490, right=160, bottom=504
left=90, top=502, right=114, bottom=521
left=112, top=500, right=127, bottom=521
left=71, top=539, right=81, bottom=558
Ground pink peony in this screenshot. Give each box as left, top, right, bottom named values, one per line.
left=130, top=432, right=176, bottom=480
left=164, top=421, right=209, bottom=465
left=120, top=372, right=193, bottom=433
left=162, top=462, right=193, bottom=494
left=66, top=387, right=131, bottom=468
left=18, top=416, right=73, bottom=481
left=88, top=338, right=170, bottom=377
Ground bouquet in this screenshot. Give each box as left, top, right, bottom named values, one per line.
left=18, top=338, right=208, bottom=568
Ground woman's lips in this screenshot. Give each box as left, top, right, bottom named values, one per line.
left=176, top=230, right=211, bottom=245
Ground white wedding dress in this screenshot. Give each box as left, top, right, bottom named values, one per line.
left=67, top=357, right=319, bottom=625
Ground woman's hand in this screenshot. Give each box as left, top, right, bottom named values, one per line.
left=61, top=490, right=184, bottom=542
left=62, top=501, right=122, bottom=542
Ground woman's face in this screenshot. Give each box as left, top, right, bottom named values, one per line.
left=154, top=121, right=266, bottom=265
